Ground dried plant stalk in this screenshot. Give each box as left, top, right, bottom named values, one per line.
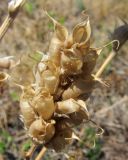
left=0, top=0, right=26, bottom=41
left=95, top=51, right=116, bottom=78
left=18, top=11, right=109, bottom=159
left=35, top=147, right=47, bottom=160
left=25, top=144, right=37, bottom=160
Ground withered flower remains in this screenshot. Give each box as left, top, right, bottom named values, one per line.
left=20, top=12, right=103, bottom=151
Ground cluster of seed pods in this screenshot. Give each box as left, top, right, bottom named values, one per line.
left=20, top=12, right=103, bottom=151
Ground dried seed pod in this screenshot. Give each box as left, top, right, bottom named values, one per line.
left=82, top=48, right=102, bottom=76
left=72, top=18, right=91, bottom=45
left=32, top=89, right=55, bottom=120
left=39, top=61, right=60, bottom=94
left=46, top=11, right=68, bottom=66
left=48, top=128, right=73, bottom=152
left=20, top=85, right=36, bottom=128
left=29, top=119, right=55, bottom=144
left=0, top=72, right=9, bottom=86
left=8, top=0, right=24, bottom=16
left=62, top=75, right=96, bottom=100
left=20, top=101, right=36, bottom=128
left=21, top=85, right=35, bottom=100
left=69, top=100, right=89, bottom=125
left=34, top=54, right=48, bottom=87
left=60, top=50, right=83, bottom=75
left=55, top=118, right=74, bottom=131
left=56, top=98, right=80, bottom=114
left=0, top=56, right=19, bottom=69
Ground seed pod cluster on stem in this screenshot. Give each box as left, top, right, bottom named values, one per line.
left=20, top=12, right=104, bottom=152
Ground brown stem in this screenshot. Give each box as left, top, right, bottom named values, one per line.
left=95, top=51, right=116, bottom=78
left=35, top=147, right=47, bottom=160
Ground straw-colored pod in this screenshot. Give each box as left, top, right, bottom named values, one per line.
left=28, top=119, right=55, bottom=144
left=0, top=72, right=9, bottom=86
left=20, top=85, right=36, bottom=128
left=32, top=89, right=56, bottom=120
left=56, top=98, right=80, bottom=114
left=39, top=62, right=60, bottom=94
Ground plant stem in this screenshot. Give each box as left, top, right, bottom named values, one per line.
left=0, top=0, right=26, bottom=41
left=25, top=144, right=37, bottom=160
left=35, top=147, right=47, bottom=160
left=95, top=51, right=116, bottom=78
left=0, top=15, right=14, bottom=41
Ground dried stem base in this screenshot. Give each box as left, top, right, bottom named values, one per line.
left=35, top=147, right=47, bottom=160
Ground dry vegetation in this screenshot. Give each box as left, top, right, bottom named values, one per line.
left=0, top=0, right=128, bottom=160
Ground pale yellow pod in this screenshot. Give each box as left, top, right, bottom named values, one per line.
left=46, top=11, right=68, bottom=66
left=56, top=98, right=80, bottom=114
left=32, top=91, right=55, bottom=120
left=48, top=36, right=63, bottom=66
left=19, top=85, right=36, bottom=128
left=38, top=61, right=60, bottom=94
left=20, top=100, right=36, bottom=128
left=28, top=119, right=55, bottom=144
left=20, top=85, right=35, bottom=100
left=41, top=69, right=59, bottom=94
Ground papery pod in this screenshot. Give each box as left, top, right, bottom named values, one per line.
left=69, top=100, right=89, bottom=125
left=0, top=56, right=19, bottom=69
left=47, top=128, right=73, bottom=152
left=34, top=54, right=48, bottom=87
left=56, top=98, right=80, bottom=114
left=60, top=50, right=83, bottom=75
left=20, top=85, right=35, bottom=100
left=20, top=101, right=36, bottom=128
left=73, top=40, right=90, bottom=58
left=28, top=119, right=55, bottom=144
left=46, top=12, right=68, bottom=66
left=72, top=18, right=91, bottom=45
left=20, top=85, right=36, bottom=128
left=0, top=72, right=9, bottom=86
left=62, top=75, right=96, bottom=100
left=82, top=48, right=102, bottom=76
left=32, top=89, right=55, bottom=120
left=40, top=61, right=60, bottom=94
left=55, top=118, right=74, bottom=131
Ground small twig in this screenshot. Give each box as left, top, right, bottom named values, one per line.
left=95, top=51, right=116, bottom=78
left=0, top=0, right=26, bottom=41
left=35, top=147, right=47, bottom=160
left=25, top=144, right=37, bottom=160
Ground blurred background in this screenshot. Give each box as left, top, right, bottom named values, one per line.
left=0, top=0, right=128, bottom=159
